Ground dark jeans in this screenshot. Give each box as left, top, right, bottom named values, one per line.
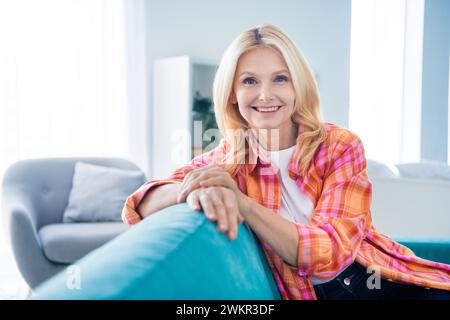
left=313, top=262, right=450, bottom=300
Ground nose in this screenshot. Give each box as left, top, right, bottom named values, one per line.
left=258, top=84, right=274, bottom=102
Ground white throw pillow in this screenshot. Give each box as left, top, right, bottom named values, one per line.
left=396, top=161, right=450, bottom=181
left=366, top=159, right=399, bottom=178
left=63, top=162, right=146, bottom=222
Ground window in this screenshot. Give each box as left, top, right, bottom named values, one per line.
left=0, top=0, right=131, bottom=296
left=0, top=0, right=130, bottom=183
left=349, top=0, right=424, bottom=165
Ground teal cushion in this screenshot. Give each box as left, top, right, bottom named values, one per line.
left=395, top=237, right=450, bottom=265
left=33, top=204, right=281, bottom=299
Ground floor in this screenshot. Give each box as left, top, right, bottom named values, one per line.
left=0, top=236, right=30, bottom=300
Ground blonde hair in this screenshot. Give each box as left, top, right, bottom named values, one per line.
left=213, top=24, right=326, bottom=177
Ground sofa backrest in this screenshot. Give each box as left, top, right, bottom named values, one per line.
left=33, top=203, right=281, bottom=299
left=370, top=176, right=450, bottom=238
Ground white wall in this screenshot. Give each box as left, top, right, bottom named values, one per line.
left=421, top=0, right=450, bottom=163
left=142, top=0, right=352, bottom=177
left=371, top=176, right=450, bottom=238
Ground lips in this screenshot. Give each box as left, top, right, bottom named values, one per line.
left=251, top=106, right=282, bottom=113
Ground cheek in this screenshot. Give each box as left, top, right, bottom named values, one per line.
left=285, top=102, right=296, bottom=118
left=235, top=86, right=259, bottom=104
left=279, top=85, right=295, bottom=99
left=237, top=104, right=250, bottom=119
left=236, top=91, right=252, bottom=106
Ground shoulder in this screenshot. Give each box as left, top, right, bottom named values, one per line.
left=312, top=123, right=366, bottom=176
left=191, top=138, right=228, bottom=166
left=322, top=122, right=363, bottom=149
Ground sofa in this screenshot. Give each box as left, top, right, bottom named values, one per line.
left=31, top=201, right=450, bottom=300
left=32, top=203, right=281, bottom=299
left=367, top=160, right=450, bottom=240
left=1, top=158, right=138, bottom=289
left=5, top=158, right=450, bottom=298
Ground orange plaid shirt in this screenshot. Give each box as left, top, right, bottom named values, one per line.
left=122, top=122, right=450, bottom=299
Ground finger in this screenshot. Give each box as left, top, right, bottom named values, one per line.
left=178, top=168, right=203, bottom=202
left=179, top=170, right=193, bottom=192
left=199, top=192, right=217, bottom=223
left=204, top=189, right=228, bottom=233
left=199, top=176, right=232, bottom=190
left=177, top=167, right=222, bottom=203
left=223, top=189, right=239, bottom=240
left=207, top=190, right=228, bottom=232
left=237, top=213, right=245, bottom=224
left=193, top=191, right=217, bottom=221
left=177, top=182, right=192, bottom=203
left=177, top=167, right=225, bottom=203
left=186, top=191, right=201, bottom=211
left=178, top=176, right=205, bottom=203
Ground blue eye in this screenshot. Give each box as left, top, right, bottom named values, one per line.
left=274, top=75, right=288, bottom=83
left=242, top=77, right=257, bottom=85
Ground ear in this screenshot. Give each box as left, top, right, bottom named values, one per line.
left=230, top=92, right=237, bottom=105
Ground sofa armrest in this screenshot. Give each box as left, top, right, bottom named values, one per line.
left=2, top=190, right=39, bottom=233
left=3, top=192, right=64, bottom=288
left=32, top=204, right=281, bottom=300
left=394, top=237, right=450, bottom=265
left=2, top=190, right=41, bottom=260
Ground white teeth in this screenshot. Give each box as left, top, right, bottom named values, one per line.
left=255, top=106, right=280, bottom=113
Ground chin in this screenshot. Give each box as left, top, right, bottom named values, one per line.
left=250, top=123, right=282, bottom=131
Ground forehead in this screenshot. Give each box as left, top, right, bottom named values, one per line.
left=236, top=46, right=288, bottom=73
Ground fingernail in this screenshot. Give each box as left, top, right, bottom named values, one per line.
left=219, top=224, right=226, bottom=231
left=229, top=231, right=235, bottom=240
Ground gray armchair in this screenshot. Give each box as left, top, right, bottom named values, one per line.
left=1, top=157, right=140, bottom=289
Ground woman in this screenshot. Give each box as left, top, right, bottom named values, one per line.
left=122, top=24, right=450, bottom=300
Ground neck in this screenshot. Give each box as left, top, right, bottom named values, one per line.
left=252, top=123, right=298, bottom=151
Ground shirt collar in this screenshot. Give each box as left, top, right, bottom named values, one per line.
left=244, top=124, right=304, bottom=178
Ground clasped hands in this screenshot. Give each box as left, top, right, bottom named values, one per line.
left=176, top=165, right=250, bottom=240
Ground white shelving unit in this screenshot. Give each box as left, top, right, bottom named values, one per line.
left=153, top=56, right=219, bottom=178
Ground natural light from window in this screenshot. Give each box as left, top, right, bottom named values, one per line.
left=349, top=0, right=424, bottom=166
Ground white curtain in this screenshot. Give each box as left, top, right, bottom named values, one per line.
left=0, top=0, right=130, bottom=182
left=349, top=0, right=424, bottom=165
left=0, top=0, right=142, bottom=294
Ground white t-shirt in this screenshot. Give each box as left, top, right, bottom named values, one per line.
left=266, top=145, right=338, bottom=285
left=266, top=146, right=314, bottom=225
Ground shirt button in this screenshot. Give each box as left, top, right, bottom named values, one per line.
left=343, top=277, right=351, bottom=286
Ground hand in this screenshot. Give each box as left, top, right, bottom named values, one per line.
left=177, top=165, right=240, bottom=204
left=186, top=186, right=244, bottom=240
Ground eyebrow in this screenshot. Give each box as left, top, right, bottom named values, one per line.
left=239, top=69, right=289, bottom=77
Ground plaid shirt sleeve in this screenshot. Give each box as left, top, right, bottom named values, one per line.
left=295, top=131, right=373, bottom=281
left=121, top=140, right=227, bottom=226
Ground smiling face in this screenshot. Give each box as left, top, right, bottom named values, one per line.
left=230, top=46, right=297, bottom=149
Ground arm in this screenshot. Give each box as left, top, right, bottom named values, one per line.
left=239, top=194, right=299, bottom=267
left=137, top=182, right=181, bottom=218
left=294, top=132, right=372, bottom=280
left=240, top=131, right=372, bottom=280
left=121, top=139, right=228, bottom=225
